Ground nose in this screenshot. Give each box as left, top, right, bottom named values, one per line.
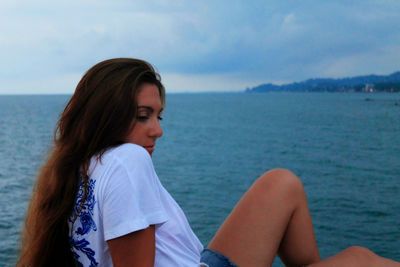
left=149, top=117, right=163, bottom=139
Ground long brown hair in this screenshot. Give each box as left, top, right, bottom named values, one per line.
left=17, top=58, right=165, bottom=266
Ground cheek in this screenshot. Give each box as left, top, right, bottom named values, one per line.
left=125, top=128, right=137, bottom=143
left=126, top=125, right=145, bottom=143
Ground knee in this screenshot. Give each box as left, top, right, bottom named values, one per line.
left=343, top=246, right=378, bottom=264
left=254, top=168, right=305, bottom=198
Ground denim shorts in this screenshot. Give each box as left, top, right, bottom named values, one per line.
left=199, top=248, right=238, bottom=267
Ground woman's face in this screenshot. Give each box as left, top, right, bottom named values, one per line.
left=125, top=83, right=163, bottom=156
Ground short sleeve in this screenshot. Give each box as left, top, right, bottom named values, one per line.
left=100, top=145, right=168, bottom=240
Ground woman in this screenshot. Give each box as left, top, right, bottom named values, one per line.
left=18, top=58, right=399, bottom=267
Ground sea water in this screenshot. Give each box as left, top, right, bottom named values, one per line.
left=0, top=93, right=399, bottom=266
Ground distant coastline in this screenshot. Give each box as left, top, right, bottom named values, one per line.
left=246, top=71, right=400, bottom=93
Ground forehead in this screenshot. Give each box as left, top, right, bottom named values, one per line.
left=137, top=83, right=162, bottom=106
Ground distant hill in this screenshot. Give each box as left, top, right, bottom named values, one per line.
left=246, top=71, right=400, bottom=93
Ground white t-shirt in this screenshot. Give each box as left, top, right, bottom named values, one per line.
left=68, top=143, right=204, bottom=266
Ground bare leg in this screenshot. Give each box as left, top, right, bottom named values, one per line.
left=208, top=169, right=320, bottom=267
left=208, top=169, right=400, bottom=267
left=307, top=246, right=400, bottom=267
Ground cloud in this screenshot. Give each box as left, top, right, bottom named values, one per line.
left=0, top=0, right=400, bottom=93
left=162, top=72, right=266, bottom=93
left=281, top=13, right=301, bottom=35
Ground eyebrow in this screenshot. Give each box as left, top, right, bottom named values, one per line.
left=137, top=106, right=164, bottom=113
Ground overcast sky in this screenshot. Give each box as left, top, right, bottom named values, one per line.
left=1, top=0, right=400, bottom=94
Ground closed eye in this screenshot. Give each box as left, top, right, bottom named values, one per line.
left=137, top=116, right=149, bottom=121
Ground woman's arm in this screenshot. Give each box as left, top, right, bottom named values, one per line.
left=107, top=225, right=155, bottom=267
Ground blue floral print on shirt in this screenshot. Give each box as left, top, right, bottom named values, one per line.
left=69, top=174, right=98, bottom=267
